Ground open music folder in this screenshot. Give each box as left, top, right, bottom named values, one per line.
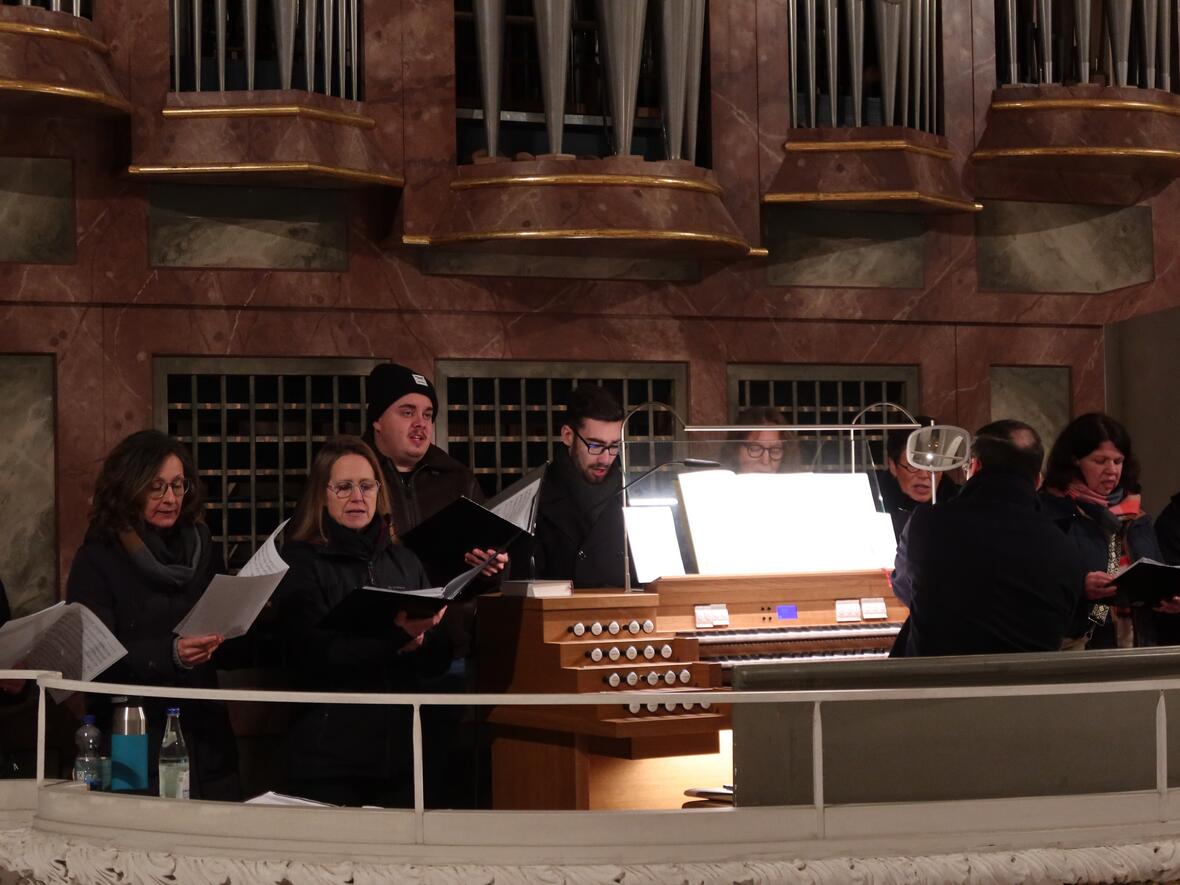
left=1112, top=558, right=1180, bottom=607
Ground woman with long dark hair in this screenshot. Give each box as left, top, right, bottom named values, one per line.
left=1041, top=413, right=1175, bottom=649
left=274, top=436, right=451, bottom=807
left=721, top=407, right=803, bottom=475
left=66, top=429, right=240, bottom=799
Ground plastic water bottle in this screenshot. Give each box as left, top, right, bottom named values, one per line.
left=158, top=707, right=190, bottom=800
left=71, top=715, right=102, bottom=790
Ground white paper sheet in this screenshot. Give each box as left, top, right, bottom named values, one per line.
left=623, top=505, right=687, bottom=584
left=0, top=602, right=127, bottom=683
left=488, top=467, right=545, bottom=532
left=245, top=790, right=332, bottom=807
left=677, top=470, right=898, bottom=576
left=175, top=520, right=289, bottom=639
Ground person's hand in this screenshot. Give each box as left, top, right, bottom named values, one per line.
left=395, top=607, right=446, bottom=654
left=464, top=548, right=509, bottom=577
left=176, top=634, right=224, bottom=666
left=1084, top=571, right=1117, bottom=600
left=1155, top=596, right=1180, bottom=615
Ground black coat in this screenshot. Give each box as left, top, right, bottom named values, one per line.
left=1157, top=493, right=1180, bottom=566
left=273, top=516, right=452, bottom=803
left=1040, top=491, right=1164, bottom=646
left=365, top=440, right=486, bottom=537
left=875, top=469, right=959, bottom=539
left=896, top=471, right=1085, bottom=657
left=65, top=522, right=240, bottom=800
left=528, top=448, right=625, bottom=589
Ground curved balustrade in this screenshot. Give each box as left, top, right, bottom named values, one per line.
left=0, top=0, right=90, bottom=19
left=0, top=663, right=1179, bottom=881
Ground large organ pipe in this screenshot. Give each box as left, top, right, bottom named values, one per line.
left=911, top=0, right=923, bottom=129
left=475, top=0, right=505, bottom=156
left=1140, top=0, right=1159, bottom=87
left=216, top=0, right=227, bottom=90
left=534, top=0, right=573, bottom=154
left=337, top=0, right=347, bottom=98
left=927, top=0, right=936, bottom=131
left=274, top=0, right=296, bottom=90
left=1108, top=0, right=1133, bottom=86
left=350, top=0, right=359, bottom=99
left=1004, top=0, right=1017, bottom=83
left=73, top=0, right=80, bottom=15
left=899, top=0, right=911, bottom=125
left=597, top=0, right=648, bottom=156
left=788, top=0, right=799, bottom=127
left=873, top=0, right=901, bottom=125
left=242, top=0, right=257, bottom=90
left=304, top=0, right=319, bottom=94
left=323, top=0, right=335, bottom=95
left=682, top=0, right=706, bottom=162
left=1162, top=0, right=1173, bottom=91
left=844, top=0, right=865, bottom=126
left=1074, top=0, right=1091, bottom=83
left=658, top=0, right=690, bottom=159
left=1035, top=0, right=1052, bottom=82
left=171, top=0, right=183, bottom=90
left=50, top=0, right=61, bottom=11
left=193, top=0, right=203, bottom=90
left=804, top=0, right=818, bottom=126
left=822, top=0, right=839, bottom=123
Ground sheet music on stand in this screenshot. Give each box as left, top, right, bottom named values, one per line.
left=175, top=520, right=289, bottom=639
left=486, top=464, right=547, bottom=533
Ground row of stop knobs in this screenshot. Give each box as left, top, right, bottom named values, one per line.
left=605, top=669, right=693, bottom=688
left=626, top=700, right=713, bottom=714
left=571, top=619, right=655, bottom=637
left=588, top=643, right=673, bottom=662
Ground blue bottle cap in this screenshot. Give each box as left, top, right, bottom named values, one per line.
left=166, top=707, right=180, bottom=716
left=81, top=714, right=96, bottom=726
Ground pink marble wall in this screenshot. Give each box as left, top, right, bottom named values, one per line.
left=5, top=0, right=1180, bottom=591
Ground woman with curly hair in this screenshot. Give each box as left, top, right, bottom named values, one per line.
left=66, top=429, right=240, bottom=799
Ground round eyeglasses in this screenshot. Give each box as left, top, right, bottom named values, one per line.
left=327, top=480, right=381, bottom=499
left=147, top=479, right=191, bottom=500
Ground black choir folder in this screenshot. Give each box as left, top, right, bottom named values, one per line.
left=320, top=557, right=492, bottom=631
left=1113, top=558, right=1180, bottom=607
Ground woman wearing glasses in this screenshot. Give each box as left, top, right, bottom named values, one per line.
left=723, top=407, right=801, bottom=474
left=66, top=430, right=240, bottom=799
left=273, top=436, right=451, bottom=807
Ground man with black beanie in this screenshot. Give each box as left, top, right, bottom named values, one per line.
left=363, top=363, right=505, bottom=584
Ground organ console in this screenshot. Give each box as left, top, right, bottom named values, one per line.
left=475, top=569, right=905, bottom=810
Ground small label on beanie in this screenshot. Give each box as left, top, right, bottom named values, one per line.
left=412, top=374, right=428, bottom=386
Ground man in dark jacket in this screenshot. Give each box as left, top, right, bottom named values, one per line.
left=877, top=415, right=958, bottom=539
left=530, top=385, right=626, bottom=588
left=895, top=419, right=1085, bottom=657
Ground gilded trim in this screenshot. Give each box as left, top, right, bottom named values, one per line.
left=763, top=190, right=983, bottom=212
left=0, top=21, right=109, bottom=54
left=747, top=247, right=770, bottom=258
left=162, top=105, right=375, bottom=129
left=417, top=228, right=750, bottom=251
left=992, top=97, right=1180, bottom=118
left=450, top=173, right=723, bottom=195
left=127, top=162, right=403, bottom=187
left=401, top=235, right=431, bottom=246
left=971, top=146, right=1180, bottom=161
left=0, top=78, right=129, bottom=113
left=783, top=139, right=954, bottom=160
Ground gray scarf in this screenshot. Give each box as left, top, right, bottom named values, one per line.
left=118, top=523, right=204, bottom=588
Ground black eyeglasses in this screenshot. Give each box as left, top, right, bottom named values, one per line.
left=147, top=479, right=191, bottom=500
left=743, top=443, right=784, bottom=461
left=574, top=430, right=620, bottom=456
left=327, top=480, right=381, bottom=499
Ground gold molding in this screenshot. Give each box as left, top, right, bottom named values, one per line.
left=764, top=190, right=983, bottom=212
left=401, top=235, right=431, bottom=246
left=783, top=139, right=954, bottom=161
left=971, top=146, right=1180, bottom=162
left=0, top=21, right=109, bottom=54
left=450, top=173, right=723, bottom=195
left=747, top=247, right=770, bottom=258
left=127, top=162, right=404, bottom=187
left=0, top=78, right=129, bottom=113
left=416, top=228, right=750, bottom=251
left=162, top=105, right=375, bottom=129
left=992, top=97, right=1180, bottom=118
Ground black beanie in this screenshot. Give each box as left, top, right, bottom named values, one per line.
left=366, top=363, right=439, bottom=425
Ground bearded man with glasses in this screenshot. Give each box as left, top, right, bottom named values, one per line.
left=529, top=385, right=626, bottom=588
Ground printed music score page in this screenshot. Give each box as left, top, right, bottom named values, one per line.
left=0, top=601, right=127, bottom=683
left=623, top=505, right=688, bottom=583
left=677, top=470, right=898, bottom=575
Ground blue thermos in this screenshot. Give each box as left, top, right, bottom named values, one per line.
left=109, top=696, right=148, bottom=791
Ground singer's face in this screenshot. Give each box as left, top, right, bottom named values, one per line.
left=372, top=393, right=434, bottom=471
left=562, top=418, right=623, bottom=484
left=326, top=454, right=378, bottom=530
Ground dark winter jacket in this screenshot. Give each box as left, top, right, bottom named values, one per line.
left=65, top=521, right=241, bottom=800
left=273, top=514, right=453, bottom=802
left=875, top=469, right=959, bottom=539
left=1040, top=491, right=1164, bottom=647
left=528, top=447, right=625, bottom=589
left=367, top=441, right=485, bottom=537
left=895, top=471, right=1085, bottom=657
left=1157, top=493, right=1180, bottom=566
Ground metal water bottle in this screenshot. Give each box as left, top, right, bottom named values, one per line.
left=109, top=696, right=148, bottom=791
